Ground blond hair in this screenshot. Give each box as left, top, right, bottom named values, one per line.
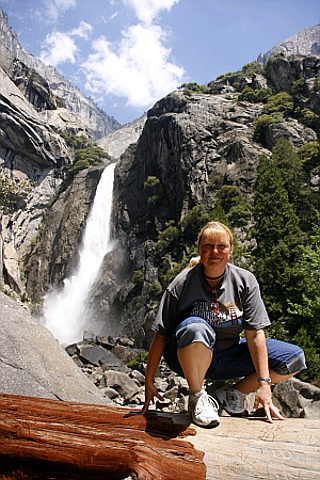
left=197, top=221, right=233, bottom=251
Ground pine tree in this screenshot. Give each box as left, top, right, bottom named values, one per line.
left=252, top=153, right=303, bottom=339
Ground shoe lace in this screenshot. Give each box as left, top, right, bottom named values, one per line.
left=226, top=388, right=245, bottom=409
left=195, top=392, right=219, bottom=413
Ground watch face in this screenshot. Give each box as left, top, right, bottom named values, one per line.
left=258, top=377, right=271, bottom=384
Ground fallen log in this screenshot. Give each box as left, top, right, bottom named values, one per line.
left=0, top=393, right=206, bottom=479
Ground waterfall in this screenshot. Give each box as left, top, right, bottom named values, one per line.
left=43, top=162, right=116, bottom=345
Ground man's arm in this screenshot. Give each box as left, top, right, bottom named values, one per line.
left=245, top=329, right=285, bottom=422
left=141, top=333, right=166, bottom=414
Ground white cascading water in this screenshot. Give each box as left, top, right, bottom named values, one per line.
left=43, top=162, right=116, bottom=345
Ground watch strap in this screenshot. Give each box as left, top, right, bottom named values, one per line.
left=257, top=376, right=272, bottom=384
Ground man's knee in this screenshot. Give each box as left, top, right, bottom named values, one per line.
left=176, top=317, right=216, bottom=350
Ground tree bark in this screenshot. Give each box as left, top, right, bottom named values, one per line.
left=0, top=393, right=205, bottom=479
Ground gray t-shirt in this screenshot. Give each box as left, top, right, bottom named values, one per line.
left=152, top=262, right=270, bottom=351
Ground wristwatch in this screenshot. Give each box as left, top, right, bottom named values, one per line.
left=257, top=376, right=272, bottom=384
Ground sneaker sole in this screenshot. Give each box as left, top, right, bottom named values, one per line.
left=192, top=418, right=220, bottom=428
left=215, top=395, right=247, bottom=417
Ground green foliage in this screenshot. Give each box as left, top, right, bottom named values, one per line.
left=144, top=176, right=160, bottom=188
left=179, top=204, right=212, bottom=243
left=216, top=185, right=252, bottom=227
left=298, top=141, right=320, bottom=172
left=132, top=270, right=144, bottom=286
left=179, top=82, right=211, bottom=95
left=252, top=141, right=320, bottom=381
left=68, top=144, right=109, bottom=178
left=144, top=175, right=163, bottom=209
left=291, top=78, right=307, bottom=96
left=293, top=327, right=320, bottom=382
left=295, top=108, right=320, bottom=134
left=156, top=224, right=180, bottom=251
left=313, top=78, right=320, bottom=92
left=128, top=350, right=148, bottom=369
left=0, top=174, right=32, bottom=214
left=253, top=113, right=284, bottom=143
left=150, top=280, right=163, bottom=296
left=262, top=92, right=294, bottom=116
left=241, top=62, right=264, bottom=77
left=60, top=132, right=89, bottom=149
left=238, top=86, right=272, bottom=103
left=271, top=138, right=313, bottom=231
left=264, top=53, right=286, bottom=71
left=287, top=214, right=320, bottom=356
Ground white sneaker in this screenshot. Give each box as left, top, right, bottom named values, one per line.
left=215, top=384, right=247, bottom=415
left=189, top=389, right=220, bottom=428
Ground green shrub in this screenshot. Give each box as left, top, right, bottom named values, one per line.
left=155, top=225, right=180, bottom=252
left=128, top=350, right=148, bottom=369
left=298, top=141, right=320, bottom=171
left=238, top=86, right=272, bottom=103
left=291, top=78, right=307, bottom=96
left=298, top=108, right=320, bottom=133
left=61, top=132, right=89, bottom=149
left=241, top=61, right=264, bottom=77
left=262, top=92, right=294, bottom=116
left=150, top=280, right=163, bottom=296
left=132, top=270, right=144, bottom=286
left=253, top=113, right=285, bottom=143
left=0, top=174, right=32, bottom=214
left=144, top=176, right=160, bottom=188
left=313, top=78, right=320, bottom=92
left=179, top=82, right=210, bottom=95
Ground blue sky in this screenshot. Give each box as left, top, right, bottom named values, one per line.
left=2, top=0, right=319, bottom=125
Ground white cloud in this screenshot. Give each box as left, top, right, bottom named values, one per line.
left=44, top=0, right=77, bottom=22
left=40, top=31, right=78, bottom=66
left=123, top=0, right=180, bottom=24
left=70, top=21, right=93, bottom=40
left=82, top=23, right=185, bottom=108
left=39, top=20, right=93, bottom=67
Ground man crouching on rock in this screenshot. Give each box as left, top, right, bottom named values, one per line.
left=142, top=221, right=306, bottom=427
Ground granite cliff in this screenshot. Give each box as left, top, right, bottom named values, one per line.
left=0, top=8, right=121, bottom=140
left=257, top=23, right=320, bottom=64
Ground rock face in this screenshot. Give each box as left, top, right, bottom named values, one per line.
left=98, top=113, right=147, bottom=159
left=0, top=7, right=121, bottom=140
left=0, top=292, right=112, bottom=404
left=257, top=23, right=320, bottom=64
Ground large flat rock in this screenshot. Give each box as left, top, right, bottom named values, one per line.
left=187, top=415, right=320, bottom=479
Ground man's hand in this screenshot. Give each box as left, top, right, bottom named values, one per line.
left=252, top=383, right=285, bottom=423
left=141, top=381, right=165, bottom=414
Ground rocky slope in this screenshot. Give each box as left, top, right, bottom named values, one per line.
left=257, top=23, right=320, bottom=64
left=98, top=113, right=147, bottom=159
left=0, top=8, right=121, bottom=140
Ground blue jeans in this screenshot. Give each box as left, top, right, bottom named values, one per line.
left=164, top=317, right=307, bottom=380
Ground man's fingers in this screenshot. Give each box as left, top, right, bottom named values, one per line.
left=264, top=404, right=273, bottom=423
left=270, top=403, right=286, bottom=421
left=141, top=399, right=150, bottom=415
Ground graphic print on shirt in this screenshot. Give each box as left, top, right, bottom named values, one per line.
left=190, top=301, right=243, bottom=328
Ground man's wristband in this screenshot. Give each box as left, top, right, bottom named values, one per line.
left=257, top=376, right=272, bottom=384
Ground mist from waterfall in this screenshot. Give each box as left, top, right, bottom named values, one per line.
left=43, top=162, right=116, bottom=345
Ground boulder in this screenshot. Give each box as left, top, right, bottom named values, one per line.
left=0, top=292, right=112, bottom=405
left=273, top=377, right=320, bottom=418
